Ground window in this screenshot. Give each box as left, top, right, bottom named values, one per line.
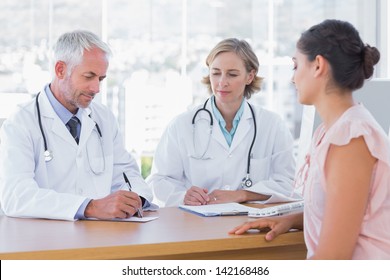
left=0, top=0, right=388, bottom=177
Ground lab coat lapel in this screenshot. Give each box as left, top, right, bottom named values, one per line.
left=38, top=90, right=77, bottom=146
left=78, top=108, right=95, bottom=148
left=203, top=101, right=229, bottom=151
left=229, top=103, right=253, bottom=153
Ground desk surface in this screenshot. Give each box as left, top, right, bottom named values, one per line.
left=0, top=206, right=306, bottom=260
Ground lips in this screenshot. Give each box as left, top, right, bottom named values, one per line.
left=217, top=90, right=230, bottom=96
left=81, top=93, right=95, bottom=101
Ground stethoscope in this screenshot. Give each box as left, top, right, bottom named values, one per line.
left=191, top=98, right=257, bottom=188
left=35, top=92, right=105, bottom=174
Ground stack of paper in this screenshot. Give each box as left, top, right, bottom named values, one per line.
left=179, top=203, right=256, bottom=216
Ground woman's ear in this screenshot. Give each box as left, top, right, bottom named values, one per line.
left=246, top=69, right=256, bottom=85
left=54, top=61, right=67, bottom=79
left=313, top=55, right=328, bottom=78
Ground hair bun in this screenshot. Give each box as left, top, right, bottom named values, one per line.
left=362, top=45, right=380, bottom=79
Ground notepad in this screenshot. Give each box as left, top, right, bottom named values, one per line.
left=86, top=216, right=158, bottom=222
left=248, top=201, right=304, bottom=217
left=179, top=203, right=256, bottom=217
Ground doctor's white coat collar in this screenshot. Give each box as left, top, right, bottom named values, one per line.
left=197, top=99, right=255, bottom=153
left=37, top=85, right=96, bottom=147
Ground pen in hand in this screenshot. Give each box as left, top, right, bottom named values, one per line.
left=123, top=172, right=143, bottom=218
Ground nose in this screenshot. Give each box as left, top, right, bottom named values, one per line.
left=218, top=74, right=228, bottom=87
left=89, top=78, right=101, bottom=94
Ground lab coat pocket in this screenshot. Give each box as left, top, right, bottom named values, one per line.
left=187, top=155, right=217, bottom=183
left=250, top=156, right=271, bottom=182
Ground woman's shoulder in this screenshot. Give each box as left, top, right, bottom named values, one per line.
left=326, top=104, right=390, bottom=164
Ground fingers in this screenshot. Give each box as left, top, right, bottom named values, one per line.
left=184, top=187, right=209, bottom=205
left=85, top=191, right=142, bottom=219
left=228, top=223, right=254, bottom=234
left=229, top=218, right=285, bottom=241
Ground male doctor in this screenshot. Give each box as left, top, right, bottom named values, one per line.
left=0, top=30, right=154, bottom=221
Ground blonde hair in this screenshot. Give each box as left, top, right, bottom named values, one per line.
left=201, top=38, right=263, bottom=99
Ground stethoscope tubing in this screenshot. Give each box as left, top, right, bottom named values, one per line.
left=192, top=97, right=256, bottom=187
left=36, top=92, right=49, bottom=152
left=35, top=92, right=104, bottom=173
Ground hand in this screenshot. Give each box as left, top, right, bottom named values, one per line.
left=228, top=214, right=298, bottom=241
left=85, top=190, right=142, bottom=219
left=183, top=186, right=209, bottom=205
left=207, top=189, right=244, bottom=204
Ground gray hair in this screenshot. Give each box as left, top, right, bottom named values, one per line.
left=53, top=30, right=112, bottom=76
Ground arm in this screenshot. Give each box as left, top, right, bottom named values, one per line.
left=0, top=113, right=84, bottom=220
left=312, top=136, right=376, bottom=259
left=146, top=121, right=189, bottom=207
left=239, top=117, right=299, bottom=203
left=85, top=109, right=152, bottom=219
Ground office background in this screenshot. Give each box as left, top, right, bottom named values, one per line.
left=0, top=0, right=389, bottom=177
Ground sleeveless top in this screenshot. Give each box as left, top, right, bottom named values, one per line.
left=301, top=104, right=390, bottom=259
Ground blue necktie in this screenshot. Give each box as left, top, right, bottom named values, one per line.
left=66, top=116, right=80, bottom=144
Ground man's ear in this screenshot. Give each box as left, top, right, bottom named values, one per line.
left=54, top=61, right=67, bottom=79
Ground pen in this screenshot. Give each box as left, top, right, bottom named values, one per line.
left=220, top=211, right=248, bottom=216
left=123, top=172, right=143, bottom=218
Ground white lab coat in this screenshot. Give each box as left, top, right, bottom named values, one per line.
left=147, top=101, right=301, bottom=207
left=0, top=86, right=153, bottom=220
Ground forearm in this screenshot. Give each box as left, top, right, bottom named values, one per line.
left=240, top=190, right=271, bottom=202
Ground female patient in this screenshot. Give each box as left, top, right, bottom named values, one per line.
left=230, top=19, right=390, bottom=259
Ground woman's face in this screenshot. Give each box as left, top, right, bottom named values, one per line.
left=209, top=51, right=254, bottom=107
left=292, top=49, right=318, bottom=105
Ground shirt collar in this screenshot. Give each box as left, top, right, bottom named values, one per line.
left=44, top=84, right=83, bottom=123
left=211, top=95, right=245, bottom=130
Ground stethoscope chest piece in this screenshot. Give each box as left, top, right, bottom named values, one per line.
left=241, top=176, right=253, bottom=188
left=44, top=150, right=53, bottom=162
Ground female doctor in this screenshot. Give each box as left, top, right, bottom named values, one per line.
left=147, top=38, right=300, bottom=207
left=0, top=30, right=154, bottom=221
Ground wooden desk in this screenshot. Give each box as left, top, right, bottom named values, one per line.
left=0, top=206, right=306, bottom=260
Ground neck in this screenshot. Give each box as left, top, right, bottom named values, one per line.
left=314, top=89, right=354, bottom=129
left=214, top=98, right=242, bottom=130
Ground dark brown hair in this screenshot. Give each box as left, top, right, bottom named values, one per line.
left=297, top=19, right=380, bottom=91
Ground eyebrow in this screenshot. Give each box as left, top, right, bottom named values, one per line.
left=84, top=71, right=106, bottom=79
left=211, top=68, right=241, bottom=72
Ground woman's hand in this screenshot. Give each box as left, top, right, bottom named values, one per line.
left=229, top=212, right=303, bottom=241
left=184, top=186, right=209, bottom=205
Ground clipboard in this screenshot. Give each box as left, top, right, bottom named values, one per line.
left=179, top=203, right=256, bottom=217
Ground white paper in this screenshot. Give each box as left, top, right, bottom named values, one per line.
left=86, top=216, right=159, bottom=222
left=179, top=203, right=257, bottom=216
